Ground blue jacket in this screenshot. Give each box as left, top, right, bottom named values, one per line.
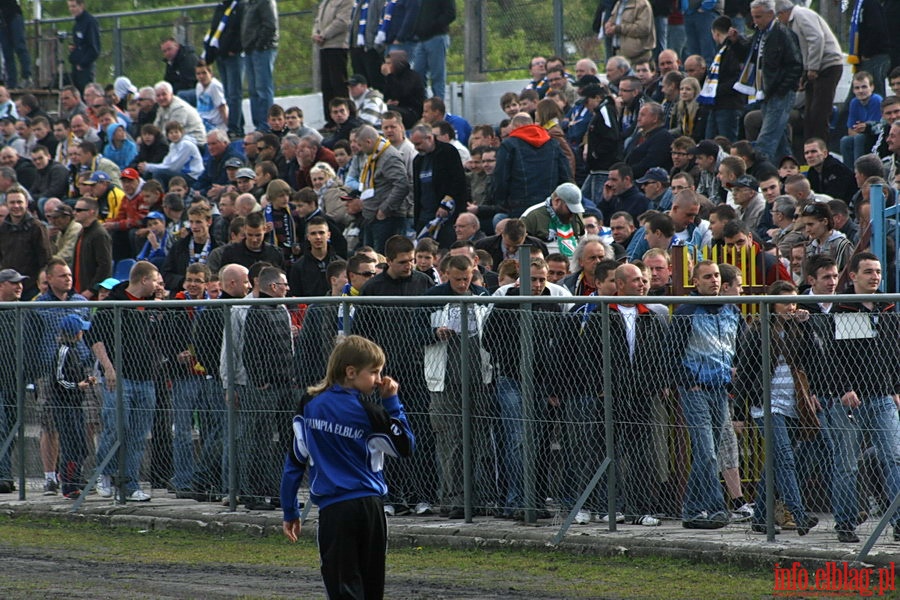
left=493, top=124, right=572, bottom=218
left=670, top=296, right=741, bottom=387
left=280, top=385, right=415, bottom=520
left=103, top=124, right=138, bottom=169
left=70, top=9, right=100, bottom=69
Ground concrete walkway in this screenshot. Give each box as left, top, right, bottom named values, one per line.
left=2, top=484, right=898, bottom=572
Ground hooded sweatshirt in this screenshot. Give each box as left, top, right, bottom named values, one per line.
left=492, top=124, right=572, bottom=218
left=103, top=123, right=138, bottom=169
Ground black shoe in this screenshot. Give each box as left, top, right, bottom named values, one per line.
left=175, top=489, right=204, bottom=501
left=750, top=522, right=781, bottom=534
left=392, top=503, right=411, bottom=516
left=244, top=499, right=277, bottom=511
left=796, top=515, right=819, bottom=536
left=683, top=511, right=728, bottom=530
left=836, top=526, right=860, bottom=543
left=0, top=480, right=15, bottom=493
left=446, top=507, right=464, bottom=519
left=894, top=525, right=900, bottom=542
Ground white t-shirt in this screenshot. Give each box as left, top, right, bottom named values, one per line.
left=196, top=77, right=226, bottom=128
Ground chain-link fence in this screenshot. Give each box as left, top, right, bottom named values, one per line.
left=1, top=293, right=899, bottom=556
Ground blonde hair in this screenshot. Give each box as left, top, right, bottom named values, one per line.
left=308, top=335, right=386, bottom=396
left=310, top=161, right=336, bottom=180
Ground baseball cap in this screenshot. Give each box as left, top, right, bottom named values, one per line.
left=224, top=157, right=244, bottom=169
left=87, top=171, right=110, bottom=184
left=0, top=269, right=27, bottom=283
left=98, top=277, right=120, bottom=290
left=59, top=314, right=91, bottom=336
left=0, top=116, right=15, bottom=125
left=346, top=74, right=367, bottom=86
left=47, top=204, right=74, bottom=217
left=145, top=210, right=165, bottom=222
left=636, top=167, right=670, bottom=185
left=732, top=174, right=759, bottom=190
left=235, top=167, right=256, bottom=180
left=687, top=140, right=721, bottom=157
left=120, top=167, right=140, bottom=180
left=340, top=189, right=361, bottom=201
left=552, top=182, right=584, bottom=214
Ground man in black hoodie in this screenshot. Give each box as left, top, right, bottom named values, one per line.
left=382, top=50, right=426, bottom=129
left=241, top=266, right=295, bottom=510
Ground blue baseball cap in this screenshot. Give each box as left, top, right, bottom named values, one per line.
left=59, top=314, right=91, bottom=336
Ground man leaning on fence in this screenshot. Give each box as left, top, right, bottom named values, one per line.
left=89, top=261, right=162, bottom=502
left=240, top=266, right=295, bottom=511
left=0, top=268, right=26, bottom=493
left=669, top=260, right=742, bottom=529
left=821, top=252, right=900, bottom=544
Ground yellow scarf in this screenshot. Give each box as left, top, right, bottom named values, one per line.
left=360, top=137, right=390, bottom=190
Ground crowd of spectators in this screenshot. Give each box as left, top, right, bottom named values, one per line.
left=0, top=0, right=897, bottom=545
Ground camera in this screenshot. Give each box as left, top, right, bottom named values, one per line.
left=56, top=31, right=69, bottom=40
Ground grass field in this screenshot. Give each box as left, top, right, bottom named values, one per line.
left=0, top=514, right=779, bottom=599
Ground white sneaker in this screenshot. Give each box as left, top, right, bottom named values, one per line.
left=574, top=509, right=592, bottom=524
left=414, top=502, right=433, bottom=516
left=383, top=504, right=395, bottom=517
left=633, top=514, right=661, bottom=526
left=731, top=502, right=754, bottom=523
left=127, top=489, right=151, bottom=502
left=97, top=475, right=112, bottom=498
left=600, top=512, right=625, bottom=523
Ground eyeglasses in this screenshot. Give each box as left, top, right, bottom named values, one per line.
left=354, top=271, right=377, bottom=277
left=271, top=281, right=288, bottom=288
left=256, top=145, right=268, bottom=151
left=73, top=207, right=91, bottom=212
left=619, top=88, right=635, bottom=94
left=802, top=204, right=822, bottom=216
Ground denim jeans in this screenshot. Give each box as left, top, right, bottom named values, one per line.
left=581, top=172, right=609, bottom=208
left=859, top=54, right=891, bottom=98
left=0, top=14, right=31, bottom=88
left=363, top=216, right=404, bottom=254
left=96, top=379, right=156, bottom=493
left=559, top=395, right=604, bottom=511
left=684, top=11, right=717, bottom=64
left=755, top=91, right=795, bottom=167
left=217, top=53, right=245, bottom=135
left=752, top=413, right=808, bottom=525
left=413, top=34, right=450, bottom=100
left=654, top=16, right=668, bottom=60
left=171, top=377, right=225, bottom=491
left=245, top=49, right=276, bottom=132
left=821, top=395, right=900, bottom=528
left=0, top=390, right=12, bottom=481
left=706, top=109, right=742, bottom=141
left=840, top=134, right=872, bottom=169
left=668, top=25, right=687, bottom=60
left=678, top=385, right=729, bottom=519
left=497, top=376, right=525, bottom=508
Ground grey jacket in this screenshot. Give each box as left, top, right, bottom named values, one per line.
left=361, top=143, right=409, bottom=220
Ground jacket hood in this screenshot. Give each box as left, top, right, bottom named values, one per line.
left=106, top=122, right=124, bottom=139
left=509, top=124, right=551, bottom=148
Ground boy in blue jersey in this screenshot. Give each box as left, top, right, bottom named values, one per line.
left=281, top=335, right=415, bottom=599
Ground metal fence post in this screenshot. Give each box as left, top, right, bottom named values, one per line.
left=601, top=301, right=616, bottom=531
left=518, top=245, right=537, bottom=523
left=114, top=306, right=125, bottom=504
left=15, top=306, right=24, bottom=499
left=223, top=304, right=238, bottom=511
left=113, top=16, right=123, bottom=77
left=459, top=299, right=473, bottom=521
left=553, top=0, right=565, bottom=60
left=760, top=302, right=775, bottom=541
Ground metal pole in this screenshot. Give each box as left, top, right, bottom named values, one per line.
left=460, top=299, right=473, bottom=522
left=15, top=306, right=24, bottom=499
left=223, top=304, right=238, bottom=511
left=113, top=306, right=125, bottom=504
left=518, top=245, right=537, bottom=523
left=113, top=17, right=123, bottom=77
left=553, top=0, right=565, bottom=59
left=464, top=0, right=486, bottom=81
left=601, top=301, right=616, bottom=531
left=760, top=303, right=775, bottom=541
left=871, top=184, right=885, bottom=292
